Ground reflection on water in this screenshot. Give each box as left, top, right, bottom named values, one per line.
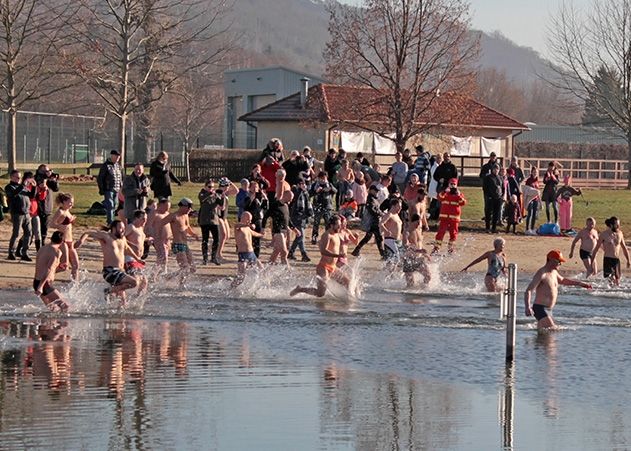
left=1, top=315, right=631, bottom=450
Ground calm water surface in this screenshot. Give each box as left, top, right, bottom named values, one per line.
left=0, top=267, right=630, bottom=450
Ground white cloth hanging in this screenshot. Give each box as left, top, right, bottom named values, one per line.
left=373, top=133, right=397, bottom=155
left=340, top=131, right=366, bottom=153
left=481, top=137, right=502, bottom=157
left=449, top=136, right=472, bottom=156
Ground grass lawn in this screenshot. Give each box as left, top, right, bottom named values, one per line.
left=36, top=180, right=631, bottom=232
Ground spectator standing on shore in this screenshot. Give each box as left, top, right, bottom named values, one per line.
left=149, top=151, right=181, bottom=200
left=542, top=161, right=560, bottom=223
left=122, top=163, right=150, bottom=223
left=523, top=167, right=541, bottom=235
left=509, top=156, right=525, bottom=184
left=483, top=164, right=503, bottom=233
left=401, top=148, right=414, bottom=167
left=97, top=150, right=123, bottom=225
left=412, top=145, right=431, bottom=186
left=480, top=152, right=498, bottom=220
left=282, top=150, right=309, bottom=186
left=556, top=175, right=582, bottom=233
left=6, top=170, right=34, bottom=261
left=432, top=178, right=466, bottom=254
left=260, top=138, right=285, bottom=162
left=35, top=164, right=60, bottom=245
left=433, top=152, right=458, bottom=194
left=288, top=178, right=313, bottom=262
left=390, top=151, right=408, bottom=194
left=351, top=172, right=368, bottom=219
left=427, top=153, right=443, bottom=220
left=310, top=171, right=336, bottom=244
left=243, top=181, right=268, bottom=258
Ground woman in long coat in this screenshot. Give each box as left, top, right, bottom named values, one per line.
left=150, top=151, right=181, bottom=198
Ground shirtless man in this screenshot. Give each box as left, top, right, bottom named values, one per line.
left=290, top=216, right=350, bottom=298
left=400, top=214, right=431, bottom=287
left=161, top=198, right=199, bottom=279
left=232, top=211, right=264, bottom=287
left=380, top=198, right=403, bottom=263
left=78, top=220, right=143, bottom=305
left=149, top=198, right=172, bottom=276
left=33, top=231, right=69, bottom=312
left=569, top=217, right=599, bottom=277
left=124, top=210, right=149, bottom=294
left=524, top=249, right=592, bottom=331
left=592, top=216, right=630, bottom=286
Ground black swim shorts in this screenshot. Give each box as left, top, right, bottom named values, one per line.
left=33, top=279, right=55, bottom=296
left=532, top=303, right=548, bottom=321
left=102, top=266, right=127, bottom=286
left=579, top=249, right=591, bottom=261
left=603, top=257, right=621, bottom=279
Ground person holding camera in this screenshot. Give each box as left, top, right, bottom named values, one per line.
left=542, top=161, right=560, bottom=224
left=432, top=178, right=466, bottom=254
left=483, top=164, right=504, bottom=233
left=35, top=164, right=60, bottom=245
left=310, top=171, right=337, bottom=245
left=6, top=170, right=35, bottom=260
left=97, top=150, right=123, bottom=225
left=122, top=163, right=150, bottom=223
left=243, top=181, right=268, bottom=258
left=288, top=177, right=313, bottom=262
left=198, top=179, right=223, bottom=265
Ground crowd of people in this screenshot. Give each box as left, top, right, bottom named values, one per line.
left=1, top=138, right=628, bottom=332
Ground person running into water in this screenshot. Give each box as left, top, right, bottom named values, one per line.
left=400, top=214, right=431, bottom=287
left=232, top=212, right=264, bottom=287
left=569, top=217, right=599, bottom=277
left=50, top=193, right=80, bottom=281
left=380, top=198, right=403, bottom=264
left=124, top=210, right=149, bottom=295
left=524, top=249, right=592, bottom=331
left=148, top=198, right=172, bottom=277
left=78, top=220, right=143, bottom=306
left=33, top=231, right=69, bottom=312
left=461, top=237, right=507, bottom=292
left=336, top=215, right=359, bottom=269
left=160, top=198, right=199, bottom=280
left=592, top=216, right=630, bottom=286
left=290, top=216, right=350, bottom=298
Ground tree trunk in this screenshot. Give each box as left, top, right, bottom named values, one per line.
left=7, top=109, right=17, bottom=172
left=184, top=137, right=191, bottom=182
left=627, top=133, right=631, bottom=189
left=118, top=113, right=127, bottom=172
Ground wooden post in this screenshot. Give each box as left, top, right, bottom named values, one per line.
left=505, top=263, right=517, bottom=362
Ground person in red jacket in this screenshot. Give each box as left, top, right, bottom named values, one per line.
left=432, top=178, right=466, bottom=254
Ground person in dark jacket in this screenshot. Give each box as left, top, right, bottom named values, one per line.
left=310, top=171, right=336, bottom=244
left=35, top=164, right=60, bottom=245
left=122, top=163, right=151, bottom=223
left=288, top=178, right=313, bottom=261
left=351, top=185, right=384, bottom=258
left=282, top=150, right=310, bottom=186
left=6, top=170, right=34, bottom=260
left=259, top=138, right=284, bottom=162
left=483, top=164, right=503, bottom=233
left=97, top=149, right=123, bottom=225
left=198, top=179, right=223, bottom=265
left=433, top=152, right=458, bottom=193
left=480, top=152, right=498, bottom=222
left=149, top=151, right=181, bottom=199
left=243, top=181, right=268, bottom=257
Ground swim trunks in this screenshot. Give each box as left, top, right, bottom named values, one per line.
left=401, top=253, right=423, bottom=273
left=102, top=266, right=127, bottom=286
left=383, top=237, right=402, bottom=261
left=32, top=279, right=55, bottom=296
left=271, top=203, right=290, bottom=234
left=317, top=261, right=336, bottom=276
left=579, top=249, right=592, bottom=260
left=124, top=256, right=146, bottom=275
left=171, top=242, right=189, bottom=255
left=532, top=303, right=548, bottom=321
left=238, top=251, right=257, bottom=263
left=603, top=256, right=621, bottom=279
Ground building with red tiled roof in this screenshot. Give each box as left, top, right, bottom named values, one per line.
left=239, top=81, right=529, bottom=164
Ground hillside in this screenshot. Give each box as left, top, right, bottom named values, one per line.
left=227, top=0, right=553, bottom=84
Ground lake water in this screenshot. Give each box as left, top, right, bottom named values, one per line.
left=1, top=264, right=630, bottom=450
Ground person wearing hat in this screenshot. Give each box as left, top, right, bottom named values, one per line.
left=432, top=177, right=466, bottom=254
left=525, top=249, right=592, bottom=330
left=159, top=197, right=199, bottom=280
left=97, top=149, right=123, bottom=225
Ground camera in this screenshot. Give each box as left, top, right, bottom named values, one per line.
left=450, top=187, right=458, bottom=194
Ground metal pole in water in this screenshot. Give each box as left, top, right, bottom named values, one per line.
left=506, top=263, right=517, bottom=362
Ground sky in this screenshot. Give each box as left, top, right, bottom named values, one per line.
left=341, top=0, right=594, bottom=57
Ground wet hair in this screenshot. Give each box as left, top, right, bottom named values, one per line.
left=326, top=215, right=341, bottom=228
left=50, top=231, right=64, bottom=245
left=56, top=192, right=73, bottom=205
left=105, top=219, right=123, bottom=232
left=133, top=210, right=146, bottom=221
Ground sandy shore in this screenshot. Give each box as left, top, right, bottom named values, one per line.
left=0, top=219, right=609, bottom=293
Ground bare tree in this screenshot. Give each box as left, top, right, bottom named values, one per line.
left=547, top=0, right=631, bottom=186
left=0, top=0, right=77, bottom=171
left=323, top=0, right=479, bottom=152
left=160, top=72, right=223, bottom=181
left=70, top=0, right=231, bottom=167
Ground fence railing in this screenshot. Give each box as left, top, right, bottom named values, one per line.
left=521, top=157, right=628, bottom=188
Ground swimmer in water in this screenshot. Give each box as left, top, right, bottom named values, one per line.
left=290, top=216, right=350, bottom=298
left=124, top=210, right=149, bottom=295
left=461, top=237, right=507, bottom=292
left=336, top=215, right=358, bottom=269
left=524, top=249, right=591, bottom=331
left=160, top=198, right=199, bottom=281
left=232, top=212, right=264, bottom=287
left=33, top=231, right=69, bottom=312
left=592, top=216, right=630, bottom=286
left=569, top=217, right=599, bottom=277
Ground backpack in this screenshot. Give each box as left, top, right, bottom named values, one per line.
left=537, top=222, right=560, bottom=236
left=86, top=201, right=107, bottom=215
